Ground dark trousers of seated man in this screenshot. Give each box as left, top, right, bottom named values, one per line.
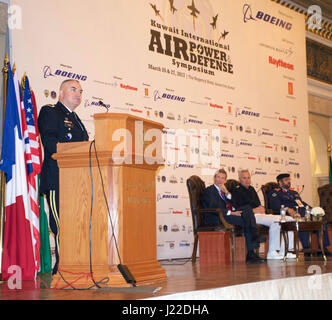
left=204, top=205, right=258, bottom=253
left=298, top=215, right=330, bottom=250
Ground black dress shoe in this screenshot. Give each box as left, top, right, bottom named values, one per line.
left=52, top=263, right=59, bottom=276
left=246, top=252, right=265, bottom=264
left=252, top=234, right=267, bottom=244
left=253, top=252, right=266, bottom=261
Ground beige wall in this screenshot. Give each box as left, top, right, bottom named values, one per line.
left=309, top=108, right=332, bottom=206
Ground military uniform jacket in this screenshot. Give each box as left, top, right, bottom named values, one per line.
left=232, top=184, right=261, bottom=209
left=268, top=187, right=310, bottom=215
left=38, top=102, right=89, bottom=194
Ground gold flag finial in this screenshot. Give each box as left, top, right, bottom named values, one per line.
left=21, top=73, right=27, bottom=100
left=328, top=142, right=331, bottom=154
left=12, top=62, right=16, bottom=75
left=21, top=72, right=27, bottom=89
left=3, top=53, right=9, bottom=75
left=4, top=53, right=9, bottom=65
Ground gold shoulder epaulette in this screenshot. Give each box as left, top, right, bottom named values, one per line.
left=45, top=104, right=55, bottom=108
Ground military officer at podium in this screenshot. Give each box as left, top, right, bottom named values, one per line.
left=38, top=79, right=89, bottom=275
left=268, top=173, right=331, bottom=257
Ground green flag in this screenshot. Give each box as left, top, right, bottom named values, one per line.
left=38, top=192, right=52, bottom=275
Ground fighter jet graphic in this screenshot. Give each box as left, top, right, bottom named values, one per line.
left=187, top=0, right=200, bottom=31
left=218, top=30, right=229, bottom=42
left=210, top=14, right=218, bottom=30
left=150, top=3, right=164, bottom=21
left=169, top=0, right=177, bottom=14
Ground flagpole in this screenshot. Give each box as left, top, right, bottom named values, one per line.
left=0, top=53, right=9, bottom=278
left=328, top=142, right=332, bottom=184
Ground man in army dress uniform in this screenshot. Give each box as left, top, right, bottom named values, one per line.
left=38, top=80, right=89, bottom=275
left=268, top=173, right=331, bottom=256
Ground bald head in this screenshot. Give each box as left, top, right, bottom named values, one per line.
left=59, top=80, right=83, bottom=111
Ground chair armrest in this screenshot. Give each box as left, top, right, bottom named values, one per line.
left=197, top=208, right=235, bottom=230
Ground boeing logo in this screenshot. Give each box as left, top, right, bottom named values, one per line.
left=261, top=131, right=274, bottom=137
left=153, top=90, right=185, bottom=102
left=239, top=142, right=253, bottom=147
left=237, top=109, right=260, bottom=118
left=84, top=99, right=110, bottom=110
left=43, top=66, right=87, bottom=81
left=288, top=161, right=299, bottom=166
left=186, top=119, right=203, bottom=125
left=157, top=194, right=179, bottom=201
left=252, top=171, right=267, bottom=175
left=243, top=4, right=292, bottom=30
left=174, top=163, right=194, bottom=170
left=243, top=4, right=256, bottom=23
left=220, top=153, right=234, bottom=158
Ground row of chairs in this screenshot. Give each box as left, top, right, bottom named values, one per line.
left=186, top=176, right=332, bottom=262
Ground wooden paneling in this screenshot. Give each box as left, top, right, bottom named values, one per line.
left=198, top=232, right=246, bottom=264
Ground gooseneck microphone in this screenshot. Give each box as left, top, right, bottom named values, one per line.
left=98, top=101, right=110, bottom=112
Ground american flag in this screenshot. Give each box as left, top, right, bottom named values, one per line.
left=20, top=75, right=41, bottom=274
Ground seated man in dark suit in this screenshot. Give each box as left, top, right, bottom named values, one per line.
left=200, top=169, right=265, bottom=263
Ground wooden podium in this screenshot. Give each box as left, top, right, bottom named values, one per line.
left=51, top=113, right=167, bottom=288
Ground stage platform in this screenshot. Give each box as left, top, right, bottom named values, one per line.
left=1, top=256, right=332, bottom=300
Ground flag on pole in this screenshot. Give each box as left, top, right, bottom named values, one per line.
left=329, top=155, right=332, bottom=184
left=21, top=76, right=41, bottom=273
left=38, top=193, right=52, bottom=274
left=31, top=86, right=51, bottom=274
left=0, top=63, right=35, bottom=280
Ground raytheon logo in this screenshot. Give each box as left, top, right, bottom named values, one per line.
left=43, top=66, right=87, bottom=81
left=269, top=56, right=294, bottom=70
left=243, top=4, right=292, bottom=30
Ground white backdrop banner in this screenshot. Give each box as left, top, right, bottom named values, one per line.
left=11, top=0, right=311, bottom=259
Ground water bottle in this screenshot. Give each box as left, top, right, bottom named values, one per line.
left=280, top=205, right=286, bottom=222
left=305, top=206, right=311, bottom=222
left=295, top=206, right=300, bottom=222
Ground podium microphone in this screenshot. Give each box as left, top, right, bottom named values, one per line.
left=299, top=184, right=305, bottom=195
left=99, top=101, right=109, bottom=112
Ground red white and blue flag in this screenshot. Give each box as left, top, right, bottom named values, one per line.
left=0, top=63, right=36, bottom=280
left=20, top=75, right=41, bottom=274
